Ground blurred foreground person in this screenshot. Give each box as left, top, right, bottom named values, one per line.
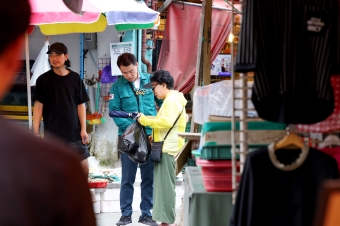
left=0, top=0, right=96, bottom=225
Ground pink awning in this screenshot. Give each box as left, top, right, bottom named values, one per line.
left=29, top=0, right=101, bottom=25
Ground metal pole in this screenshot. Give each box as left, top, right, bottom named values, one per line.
left=138, top=30, right=142, bottom=72
left=239, top=72, right=248, bottom=174
left=230, top=0, right=237, bottom=204
left=80, top=33, right=84, bottom=79
left=25, top=31, right=32, bottom=130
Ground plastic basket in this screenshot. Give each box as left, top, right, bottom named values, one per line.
left=191, top=149, right=202, bottom=158
left=202, top=175, right=241, bottom=192
left=196, top=158, right=240, bottom=176
left=201, top=144, right=240, bottom=160
left=88, top=181, right=108, bottom=188
left=187, top=158, right=197, bottom=167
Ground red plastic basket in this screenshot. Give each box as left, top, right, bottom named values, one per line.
left=196, top=158, right=241, bottom=192
left=202, top=175, right=241, bottom=192
left=88, top=181, right=108, bottom=188
left=196, top=158, right=239, bottom=176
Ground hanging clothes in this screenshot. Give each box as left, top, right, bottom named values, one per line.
left=230, top=144, right=339, bottom=226
left=235, top=0, right=340, bottom=124
left=319, top=146, right=340, bottom=171
left=296, top=76, right=340, bottom=132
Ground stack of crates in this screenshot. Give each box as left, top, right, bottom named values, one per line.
left=195, top=120, right=286, bottom=192
left=195, top=142, right=243, bottom=192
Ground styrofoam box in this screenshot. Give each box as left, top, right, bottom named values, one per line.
left=94, top=192, right=101, bottom=202
left=93, top=201, right=100, bottom=214
left=100, top=200, right=116, bottom=213
left=100, top=189, right=117, bottom=201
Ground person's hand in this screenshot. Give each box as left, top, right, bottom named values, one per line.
left=137, top=113, right=144, bottom=123
left=148, top=135, right=153, bottom=142
left=81, top=130, right=89, bottom=144
left=185, top=114, right=190, bottom=123
left=131, top=112, right=139, bottom=119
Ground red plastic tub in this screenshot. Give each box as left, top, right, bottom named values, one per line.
left=88, top=181, right=108, bottom=188
left=196, top=158, right=240, bottom=192
left=202, top=175, right=241, bottom=192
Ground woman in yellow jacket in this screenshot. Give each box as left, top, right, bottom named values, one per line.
left=138, top=70, right=187, bottom=226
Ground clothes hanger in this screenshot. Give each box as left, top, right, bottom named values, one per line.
left=269, top=132, right=309, bottom=171
left=318, top=134, right=340, bottom=149
left=274, top=133, right=305, bottom=150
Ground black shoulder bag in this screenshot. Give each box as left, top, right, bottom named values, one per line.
left=151, top=107, right=184, bottom=163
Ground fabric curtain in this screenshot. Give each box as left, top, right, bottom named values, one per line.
left=157, top=2, right=232, bottom=93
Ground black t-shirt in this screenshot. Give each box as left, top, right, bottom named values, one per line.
left=230, top=145, right=339, bottom=226
left=0, top=116, right=96, bottom=225
left=34, top=70, right=89, bottom=142
left=235, top=0, right=340, bottom=124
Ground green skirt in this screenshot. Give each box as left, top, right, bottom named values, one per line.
left=153, top=153, right=176, bottom=224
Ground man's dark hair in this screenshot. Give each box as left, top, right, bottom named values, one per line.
left=117, top=53, right=137, bottom=68
left=0, top=0, right=31, bottom=54
left=65, top=59, right=71, bottom=68
left=151, top=70, right=175, bottom=90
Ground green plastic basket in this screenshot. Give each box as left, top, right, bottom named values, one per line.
left=187, top=158, right=197, bottom=167
left=191, top=149, right=201, bottom=158
left=200, top=144, right=235, bottom=160
left=201, top=142, right=267, bottom=160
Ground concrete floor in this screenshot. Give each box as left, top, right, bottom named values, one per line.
left=94, top=184, right=184, bottom=226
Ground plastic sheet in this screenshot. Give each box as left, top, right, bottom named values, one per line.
left=193, top=80, right=257, bottom=124
left=30, top=41, right=50, bottom=86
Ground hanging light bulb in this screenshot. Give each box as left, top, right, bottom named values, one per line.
left=228, top=33, right=234, bottom=43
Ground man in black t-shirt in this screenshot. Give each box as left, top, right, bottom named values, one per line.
left=0, top=1, right=95, bottom=225
left=33, top=42, right=91, bottom=174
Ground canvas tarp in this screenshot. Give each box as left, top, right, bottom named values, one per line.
left=157, top=2, right=232, bottom=93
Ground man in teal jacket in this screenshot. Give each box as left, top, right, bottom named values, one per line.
left=109, top=53, right=162, bottom=226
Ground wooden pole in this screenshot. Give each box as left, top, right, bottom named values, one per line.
left=191, top=0, right=212, bottom=133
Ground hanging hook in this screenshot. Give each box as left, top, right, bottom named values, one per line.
left=180, top=1, right=184, bottom=10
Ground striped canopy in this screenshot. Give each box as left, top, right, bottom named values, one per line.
left=29, top=0, right=160, bottom=35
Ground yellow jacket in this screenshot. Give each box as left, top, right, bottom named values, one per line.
left=139, top=90, right=187, bottom=156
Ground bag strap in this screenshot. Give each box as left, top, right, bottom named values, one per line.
left=161, top=107, right=184, bottom=141
left=128, top=82, right=140, bottom=112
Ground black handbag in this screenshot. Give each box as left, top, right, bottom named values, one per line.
left=151, top=107, right=184, bottom=163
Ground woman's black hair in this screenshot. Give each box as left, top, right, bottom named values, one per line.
left=151, top=70, right=174, bottom=90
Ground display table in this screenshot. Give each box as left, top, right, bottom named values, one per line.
left=183, top=167, right=233, bottom=226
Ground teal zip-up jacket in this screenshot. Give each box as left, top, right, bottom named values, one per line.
left=109, top=72, right=163, bottom=135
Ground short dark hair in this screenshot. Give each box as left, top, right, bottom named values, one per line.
left=0, top=0, right=31, bottom=55
left=151, top=70, right=175, bottom=90
left=117, top=53, right=137, bottom=68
